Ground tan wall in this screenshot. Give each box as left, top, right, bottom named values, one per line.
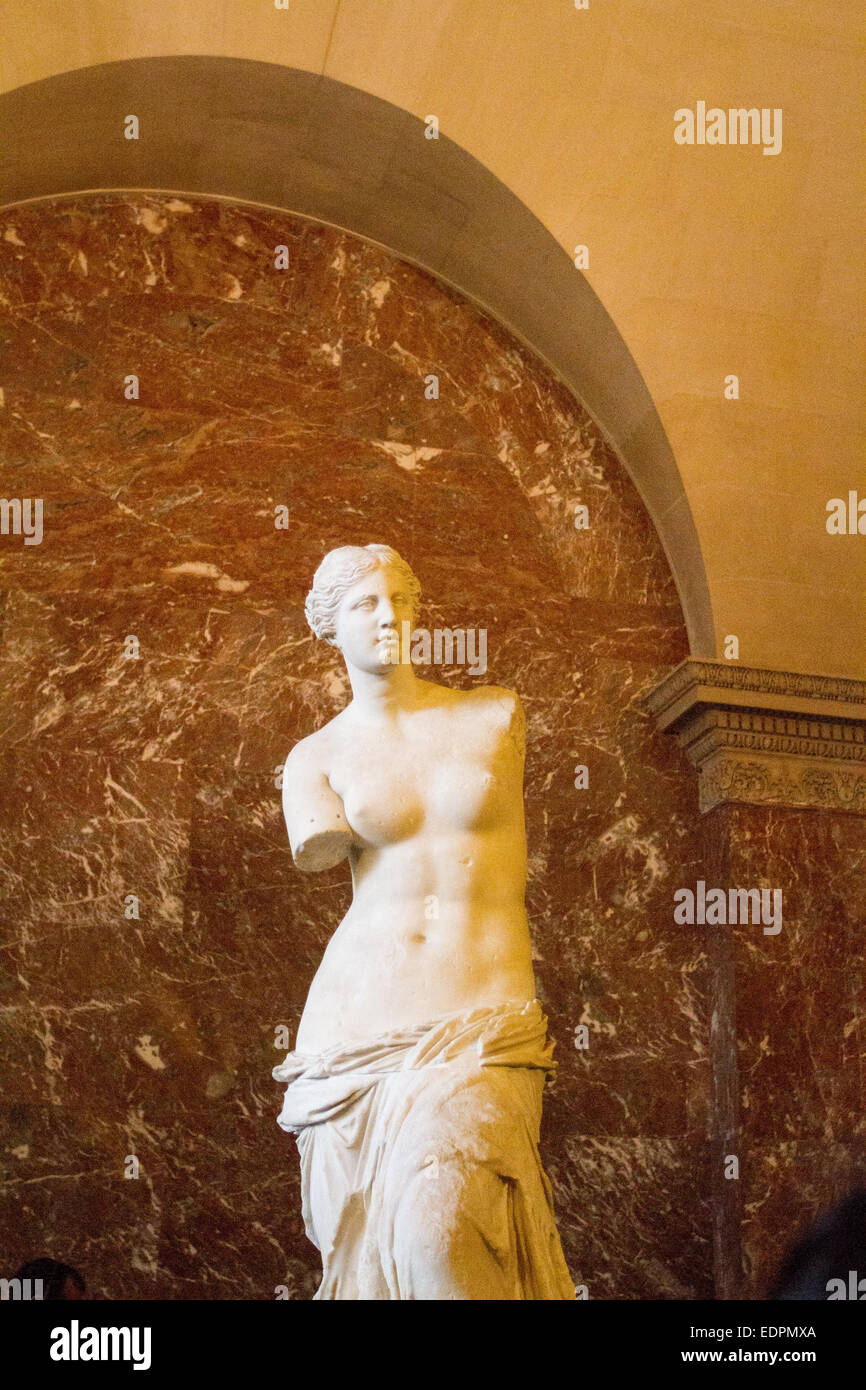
left=1, top=0, right=863, bottom=677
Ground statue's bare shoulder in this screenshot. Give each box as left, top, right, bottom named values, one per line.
left=285, top=684, right=525, bottom=778
left=283, top=708, right=349, bottom=777
left=482, top=684, right=526, bottom=759
left=426, top=680, right=525, bottom=759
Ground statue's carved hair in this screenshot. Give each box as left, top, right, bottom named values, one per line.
left=305, top=544, right=421, bottom=645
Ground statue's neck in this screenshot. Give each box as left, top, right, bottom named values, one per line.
left=343, top=662, right=424, bottom=719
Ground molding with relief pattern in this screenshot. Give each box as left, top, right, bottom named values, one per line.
left=640, top=660, right=866, bottom=813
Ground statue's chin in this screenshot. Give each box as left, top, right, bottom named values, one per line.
left=377, top=640, right=399, bottom=666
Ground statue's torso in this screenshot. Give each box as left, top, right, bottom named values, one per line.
left=294, top=685, right=536, bottom=1052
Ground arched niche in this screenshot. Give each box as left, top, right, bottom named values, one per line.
left=0, top=55, right=714, bottom=655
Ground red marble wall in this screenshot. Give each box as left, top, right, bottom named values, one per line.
left=0, top=194, right=712, bottom=1298
left=701, top=805, right=866, bottom=1297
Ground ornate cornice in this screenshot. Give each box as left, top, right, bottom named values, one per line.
left=640, top=660, right=866, bottom=813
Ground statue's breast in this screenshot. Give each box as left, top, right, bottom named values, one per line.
left=341, top=767, right=426, bottom=846
left=339, top=755, right=505, bottom=845
left=426, top=758, right=503, bottom=831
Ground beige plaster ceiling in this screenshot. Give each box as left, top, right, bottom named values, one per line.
left=1, top=0, right=863, bottom=678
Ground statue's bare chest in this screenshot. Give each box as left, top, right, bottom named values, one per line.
left=326, top=713, right=514, bottom=846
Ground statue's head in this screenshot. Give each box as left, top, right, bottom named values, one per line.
left=305, top=544, right=421, bottom=650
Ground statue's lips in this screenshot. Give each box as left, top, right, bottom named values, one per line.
left=376, top=634, right=399, bottom=661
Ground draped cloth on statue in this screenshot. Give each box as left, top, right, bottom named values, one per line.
left=273, top=998, right=575, bottom=1300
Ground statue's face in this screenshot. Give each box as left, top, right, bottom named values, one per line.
left=334, top=564, right=415, bottom=671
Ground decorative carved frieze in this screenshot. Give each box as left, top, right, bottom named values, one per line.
left=640, top=661, right=866, bottom=813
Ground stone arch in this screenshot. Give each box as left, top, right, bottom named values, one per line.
left=0, top=54, right=714, bottom=654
